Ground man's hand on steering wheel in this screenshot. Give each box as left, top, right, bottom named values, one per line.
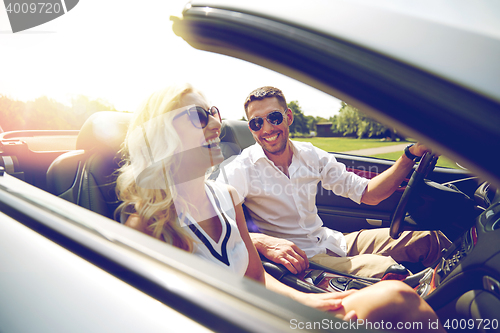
left=250, top=233, right=309, bottom=274
left=390, top=144, right=439, bottom=239
left=407, top=142, right=430, bottom=159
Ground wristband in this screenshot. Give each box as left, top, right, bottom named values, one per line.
left=404, top=144, right=421, bottom=162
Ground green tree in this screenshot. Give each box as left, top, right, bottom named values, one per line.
left=306, top=115, right=328, bottom=133
left=24, top=96, right=71, bottom=130
left=0, top=94, right=116, bottom=131
left=288, top=100, right=309, bottom=136
left=69, top=95, right=116, bottom=129
left=305, top=115, right=316, bottom=132
left=331, top=102, right=398, bottom=139
left=0, top=95, right=26, bottom=131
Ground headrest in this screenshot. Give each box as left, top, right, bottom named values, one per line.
left=220, top=119, right=255, bottom=151
left=76, top=111, right=132, bottom=152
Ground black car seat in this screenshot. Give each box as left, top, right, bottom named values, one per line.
left=214, top=119, right=258, bottom=231
left=47, top=113, right=254, bottom=222
left=210, top=119, right=255, bottom=180
left=219, top=119, right=255, bottom=159
left=46, top=111, right=132, bottom=220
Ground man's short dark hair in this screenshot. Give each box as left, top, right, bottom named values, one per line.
left=244, top=86, right=287, bottom=116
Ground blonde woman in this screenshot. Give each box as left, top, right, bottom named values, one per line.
left=116, top=83, right=444, bottom=331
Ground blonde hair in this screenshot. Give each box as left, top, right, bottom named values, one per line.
left=116, top=83, right=207, bottom=252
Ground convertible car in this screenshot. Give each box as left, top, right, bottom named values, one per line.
left=1, top=0, right=500, bottom=332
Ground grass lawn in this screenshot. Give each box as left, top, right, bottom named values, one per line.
left=293, top=137, right=410, bottom=152
left=293, top=137, right=460, bottom=169
left=370, top=152, right=460, bottom=169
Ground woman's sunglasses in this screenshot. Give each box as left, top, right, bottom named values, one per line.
left=248, top=110, right=286, bottom=132
left=174, top=106, right=221, bottom=129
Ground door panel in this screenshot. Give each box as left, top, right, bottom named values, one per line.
left=0, top=130, right=78, bottom=191
left=317, top=153, right=472, bottom=233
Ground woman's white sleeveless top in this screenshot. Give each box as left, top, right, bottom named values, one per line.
left=183, top=181, right=249, bottom=277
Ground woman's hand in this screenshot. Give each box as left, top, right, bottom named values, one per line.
left=294, top=289, right=358, bottom=312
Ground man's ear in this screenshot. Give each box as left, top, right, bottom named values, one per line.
left=286, top=108, right=294, bottom=126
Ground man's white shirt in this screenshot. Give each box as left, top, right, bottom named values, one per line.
left=216, top=140, right=369, bottom=257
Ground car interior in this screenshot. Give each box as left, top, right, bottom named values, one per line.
left=46, top=111, right=132, bottom=221
left=1, top=109, right=499, bottom=330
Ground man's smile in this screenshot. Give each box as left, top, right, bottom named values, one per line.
left=263, top=133, right=279, bottom=142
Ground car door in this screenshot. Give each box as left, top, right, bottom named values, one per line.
left=0, top=130, right=79, bottom=191
left=0, top=171, right=342, bottom=333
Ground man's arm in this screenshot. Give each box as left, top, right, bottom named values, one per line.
left=250, top=233, right=309, bottom=274
left=361, top=143, right=427, bottom=205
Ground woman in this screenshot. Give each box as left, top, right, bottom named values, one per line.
left=116, top=83, right=445, bottom=331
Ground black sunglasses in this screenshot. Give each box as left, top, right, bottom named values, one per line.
left=174, top=106, right=221, bottom=129
left=248, top=110, right=286, bottom=132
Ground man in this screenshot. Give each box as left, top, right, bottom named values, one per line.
left=217, top=86, right=451, bottom=278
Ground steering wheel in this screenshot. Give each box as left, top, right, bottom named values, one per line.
left=390, top=152, right=439, bottom=239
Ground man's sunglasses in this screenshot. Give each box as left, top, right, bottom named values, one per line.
left=248, top=110, right=286, bottom=132
left=174, top=106, right=221, bottom=129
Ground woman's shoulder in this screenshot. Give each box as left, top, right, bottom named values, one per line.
left=124, top=213, right=143, bottom=229
left=124, top=212, right=154, bottom=236
left=206, top=181, right=242, bottom=208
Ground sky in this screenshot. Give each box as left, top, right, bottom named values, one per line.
left=0, top=0, right=342, bottom=121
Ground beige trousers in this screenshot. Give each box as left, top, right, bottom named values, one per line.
left=310, top=228, right=451, bottom=278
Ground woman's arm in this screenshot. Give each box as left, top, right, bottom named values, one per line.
left=227, top=185, right=445, bottom=332
left=228, top=185, right=350, bottom=312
